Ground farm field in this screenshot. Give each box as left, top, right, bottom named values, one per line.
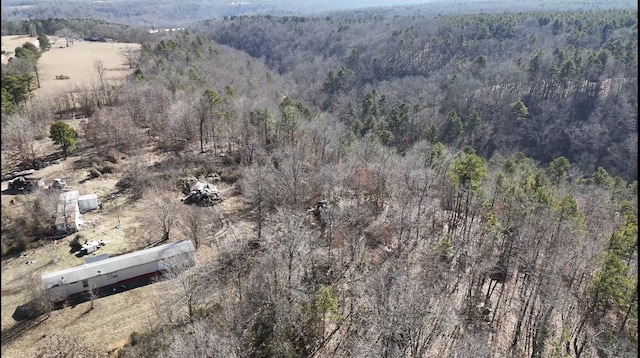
left=1, top=35, right=39, bottom=64
left=1, top=35, right=140, bottom=97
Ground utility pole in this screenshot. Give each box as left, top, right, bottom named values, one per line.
left=116, top=197, right=121, bottom=229
left=113, top=194, right=121, bottom=229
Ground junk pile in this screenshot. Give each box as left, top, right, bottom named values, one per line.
left=8, top=176, right=44, bottom=193
left=181, top=182, right=223, bottom=207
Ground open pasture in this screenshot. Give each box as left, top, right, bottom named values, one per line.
left=2, top=35, right=140, bottom=97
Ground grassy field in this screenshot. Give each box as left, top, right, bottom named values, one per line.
left=1, top=35, right=140, bottom=97
left=1, top=37, right=162, bottom=357
left=1, top=149, right=237, bottom=356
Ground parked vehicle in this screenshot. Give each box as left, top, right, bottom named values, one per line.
left=51, top=178, right=67, bottom=189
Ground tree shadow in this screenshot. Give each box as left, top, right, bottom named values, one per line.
left=2, top=310, right=49, bottom=346
left=1, top=187, right=35, bottom=196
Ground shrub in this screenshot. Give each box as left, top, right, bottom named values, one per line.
left=88, top=168, right=102, bottom=179
left=3, top=238, right=28, bottom=256
left=103, top=152, right=119, bottom=164
left=99, top=164, right=116, bottom=174
left=69, top=235, right=84, bottom=253
left=129, top=331, right=140, bottom=346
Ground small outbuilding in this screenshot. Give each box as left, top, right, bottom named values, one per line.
left=77, top=194, right=99, bottom=213
left=41, top=240, right=196, bottom=302
left=55, top=190, right=82, bottom=234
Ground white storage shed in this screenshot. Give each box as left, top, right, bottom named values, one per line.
left=77, top=194, right=99, bottom=213
left=55, top=190, right=82, bottom=233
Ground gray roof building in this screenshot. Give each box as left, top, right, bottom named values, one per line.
left=42, top=240, right=196, bottom=289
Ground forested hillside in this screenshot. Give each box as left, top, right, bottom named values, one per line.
left=1, top=0, right=635, bottom=28
left=1, top=4, right=637, bottom=358
left=85, top=30, right=633, bottom=357
left=194, top=8, right=638, bottom=181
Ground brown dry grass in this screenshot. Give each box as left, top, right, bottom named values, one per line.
left=1, top=148, right=251, bottom=357
left=0, top=34, right=240, bottom=357
left=1, top=154, right=147, bottom=357
left=1, top=35, right=140, bottom=97
left=36, top=39, right=140, bottom=97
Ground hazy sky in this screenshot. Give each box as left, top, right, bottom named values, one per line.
left=278, top=0, right=434, bottom=12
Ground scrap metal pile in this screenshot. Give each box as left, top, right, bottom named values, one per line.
left=181, top=182, right=223, bottom=207
left=7, top=176, right=42, bottom=193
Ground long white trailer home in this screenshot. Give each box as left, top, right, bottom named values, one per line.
left=41, top=240, right=196, bottom=302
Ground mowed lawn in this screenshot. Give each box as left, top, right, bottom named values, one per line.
left=1, top=35, right=140, bottom=97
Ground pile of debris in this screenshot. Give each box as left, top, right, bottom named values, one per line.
left=181, top=182, right=223, bottom=207
left=7, top=176, right=45, bottom=193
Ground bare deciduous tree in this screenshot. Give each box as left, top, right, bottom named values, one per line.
left=120, top=46, right=139, bottom=69
left=94, top=59, right=105, bottom=89
left=54, top=28, right=73, bottom=47
left=145, top=189, right=179, bottom=244
left=161, top=254, right=205, bottom=323
left=178, top=205, right=211, bottom=249
left=1, top=115, right=40, bottom=165
left=88, top=283, right=99, bottom=311
left=24, top=272, right=53, bottom=319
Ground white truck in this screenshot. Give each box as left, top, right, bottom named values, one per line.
left=80, top=240, right=105, bottom=255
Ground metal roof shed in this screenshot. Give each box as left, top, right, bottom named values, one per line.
left=77, top=194, right=99, bottom=213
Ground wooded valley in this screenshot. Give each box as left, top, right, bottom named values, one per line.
left=1, top=1, right=637, bottom=357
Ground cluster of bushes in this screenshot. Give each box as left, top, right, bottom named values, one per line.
left=1, top=200, right=56, bottom=257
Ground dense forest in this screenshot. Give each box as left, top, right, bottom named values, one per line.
left=1, top=0, right=635, bottom=28
left=193, top=8, right=638, bottom=181
left=1, top=2, right=637, bottom=358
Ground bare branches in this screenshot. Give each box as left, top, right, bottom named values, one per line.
left=94, top=59, right=105, bottom=89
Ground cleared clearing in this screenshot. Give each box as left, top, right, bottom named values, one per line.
left=1, top=35, right=140, bottom=97
left=1, top=149, right=241, bottom=356
left=0, top=37, right=161, bottom=357
left=1, top=35, right=39, bottom=64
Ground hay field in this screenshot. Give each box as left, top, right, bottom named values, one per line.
left=1, top=35, right=140, bottom=97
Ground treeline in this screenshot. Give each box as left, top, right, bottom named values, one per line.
left=193, top=8, right=638, bottom=181
left=1, top=0, right=636, bottom=28
left=0, top=0, right=281, bottom=28
left=1, top=18, right=152, bottom=43
left=1, top=34, right=51, bottom=117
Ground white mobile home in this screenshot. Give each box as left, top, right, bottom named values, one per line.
left=41, top=240, right=196, bottom=302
